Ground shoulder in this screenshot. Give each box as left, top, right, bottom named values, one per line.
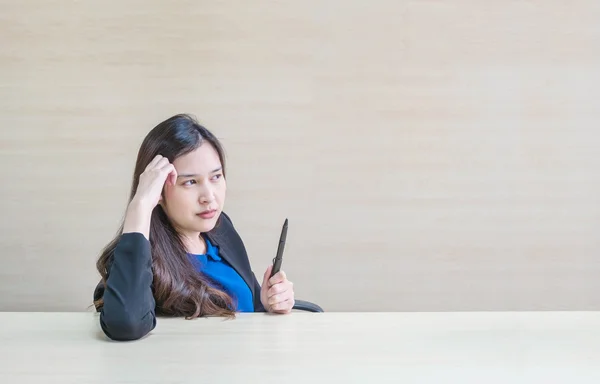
left=215, top=211, right=236, bottom=234
left=208, top=211, right=240, bottom=241
left=219, top=211, right=235, bottom=226
left=206, top=211, right=251, bottom=262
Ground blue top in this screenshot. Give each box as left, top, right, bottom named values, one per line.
left=189, top=237, right=255, bottom=312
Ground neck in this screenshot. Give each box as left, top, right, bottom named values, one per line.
left=179, top=231, right=206, bottom=254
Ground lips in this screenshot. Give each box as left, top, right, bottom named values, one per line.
left=197, top=209, right=217, bottom=219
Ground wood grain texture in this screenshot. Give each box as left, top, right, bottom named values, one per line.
left=0, top=1, right=599, bottom=311
left=1, top=312, right=600, bottom=383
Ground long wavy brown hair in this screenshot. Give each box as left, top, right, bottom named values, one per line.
left=94, top=114, right=236, bottom=319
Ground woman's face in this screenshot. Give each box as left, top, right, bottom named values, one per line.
left=161, top=142, right=226, bottom=235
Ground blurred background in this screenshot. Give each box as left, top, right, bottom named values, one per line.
left=1, top=1, right=599, bottom=312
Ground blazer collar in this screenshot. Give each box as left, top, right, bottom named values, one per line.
left=203, top=220, right=254, bottom=296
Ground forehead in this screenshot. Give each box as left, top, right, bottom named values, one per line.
left=172, top=142, right=222, bottom=174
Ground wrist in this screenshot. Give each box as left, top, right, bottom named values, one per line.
left=122, top=200, right=153, bottom=239
left=129, top=196, right=155, bottom=213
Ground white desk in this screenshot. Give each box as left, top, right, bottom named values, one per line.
left=0, top=312, right=599, bottom=383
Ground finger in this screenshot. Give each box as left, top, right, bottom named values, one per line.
left=145, top=155, right=164, bottom=171
left=268, top=270, right=286, bottom=286
left=154, top=157, right=170, bottom=170
left=160, top=163, right=177, bottom=185
left=267, top=287, right=293, bottom=306
left=267, top=280, right=293, bottom=299
left=270, top=298, right=294, bottom=313
left=267, top=282, right=288, bottom=298
left=159, top=162, right=174, bottom=176
left=262, top=265, right=273, bottom=288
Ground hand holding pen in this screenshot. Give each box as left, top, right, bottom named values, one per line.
left=260, top=219, right=295, bottom=314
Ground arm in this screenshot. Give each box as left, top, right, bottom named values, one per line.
left=97, top=232, right=156, bottom=341
left=253, top=274, right=267, bottom=312
left=95, top=155, right=177, bottom=340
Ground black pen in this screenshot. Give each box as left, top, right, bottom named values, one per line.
left=270, top=218, right=288, bottom=278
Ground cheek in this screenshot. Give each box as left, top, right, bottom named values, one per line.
left=162, top=183, right=173, bottom=200
left=217, top=182, right=227, bottom=201
left=163, top=188, right=194, bottom=211
left=164, top=183, right=188, bottom=199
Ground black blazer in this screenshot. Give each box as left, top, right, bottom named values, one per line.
left=93, top=212, right=266, bottom=341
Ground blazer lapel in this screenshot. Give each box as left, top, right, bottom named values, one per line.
left=204, top=224, right=255, bottom=298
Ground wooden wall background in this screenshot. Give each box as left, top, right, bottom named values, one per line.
left=1, top=1, right=599, bottom=312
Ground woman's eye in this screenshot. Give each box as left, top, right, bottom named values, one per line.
left=182, top=180, right=196, bottom=186
left=212, top=174, right=223, bottom=181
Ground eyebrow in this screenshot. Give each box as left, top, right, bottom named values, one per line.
left=177, top=167, right=222, bottom=178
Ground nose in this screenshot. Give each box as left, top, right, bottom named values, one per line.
left=198, top=183, right=215, bottom=204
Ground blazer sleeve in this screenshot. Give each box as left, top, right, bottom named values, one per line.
left=252, top=273, right=267, bottom=312
left=94, top=232, right=156, bottom=341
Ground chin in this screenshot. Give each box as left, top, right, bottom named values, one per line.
left=195, top=223, right=216, bottom=233
left=194, top=215, right=220, bottom=233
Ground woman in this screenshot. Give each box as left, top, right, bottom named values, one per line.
left=93, top=114, right=295, bottom=341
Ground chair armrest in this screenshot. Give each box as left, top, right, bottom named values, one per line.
left=292, top=299, right=324, bottom=312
